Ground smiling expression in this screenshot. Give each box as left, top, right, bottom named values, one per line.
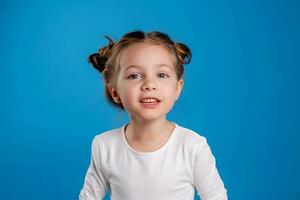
left=108, top=42, right=184, bottom=122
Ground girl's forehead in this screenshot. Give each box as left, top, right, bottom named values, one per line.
left=119, top=43, right=176, bottom=69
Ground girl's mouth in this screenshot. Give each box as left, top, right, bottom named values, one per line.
left=140, top=98, right=161, bottom=109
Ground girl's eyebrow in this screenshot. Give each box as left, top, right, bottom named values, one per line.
left=124, top=64, right=173, bottom=72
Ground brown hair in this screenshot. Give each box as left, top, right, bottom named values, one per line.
left=88, top=30, right=192, bottom=110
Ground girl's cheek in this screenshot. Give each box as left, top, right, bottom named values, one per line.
left=123, top=83, right=137, bottom=90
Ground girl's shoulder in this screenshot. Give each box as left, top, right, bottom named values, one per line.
left=175, top=123, right=210, bottom=151
left=176, top=124, right=207, bottom=142
left=92, top=125, right=124, bottom=146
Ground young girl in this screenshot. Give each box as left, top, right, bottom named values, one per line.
left=79, top=30, right=228, bottom=200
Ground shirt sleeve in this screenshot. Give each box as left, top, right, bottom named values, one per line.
left=79, top=136, right=108, bottom=200
left=193, top=137, right=228, bottom=200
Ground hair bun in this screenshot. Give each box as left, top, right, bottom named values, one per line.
left=88, top=36, right=115, bottom=73
left=88, top=52, right=107, bottom=73
left=174, top=42, right=192, bottom=65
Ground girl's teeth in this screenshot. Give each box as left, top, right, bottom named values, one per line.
left=141, top=98, right=158, bottom=103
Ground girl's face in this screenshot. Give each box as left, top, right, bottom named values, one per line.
left=109, top=42, right=184, bottom=122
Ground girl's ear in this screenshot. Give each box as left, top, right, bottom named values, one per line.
left=175, top=79, right=184, bottom=101
left=108, top=83, right=122, bottom=103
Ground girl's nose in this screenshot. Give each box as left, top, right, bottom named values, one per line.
left=141, top=79, right=157, bottom=91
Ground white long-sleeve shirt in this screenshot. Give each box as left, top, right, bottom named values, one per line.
left=79, top=122, right=228, bottom=200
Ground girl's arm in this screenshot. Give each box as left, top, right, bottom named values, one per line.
left=79, top=136, right=108, bottom=200
left=193, top=138, right=228, bottom=200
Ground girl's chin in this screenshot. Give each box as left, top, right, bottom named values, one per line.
left=129, top=111, right=167, bottom=122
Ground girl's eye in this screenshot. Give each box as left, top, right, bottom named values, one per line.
left=127, top=73, right=169, bottom=80
left=127, top=74, right=141, bottom=80
left=158, top=73, right=169, bottom=78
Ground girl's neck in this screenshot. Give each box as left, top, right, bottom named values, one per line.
left=125, top=118, right=175, bottom=143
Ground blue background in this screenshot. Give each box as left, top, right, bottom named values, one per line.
left=0, top=0, right=299, bottom=199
